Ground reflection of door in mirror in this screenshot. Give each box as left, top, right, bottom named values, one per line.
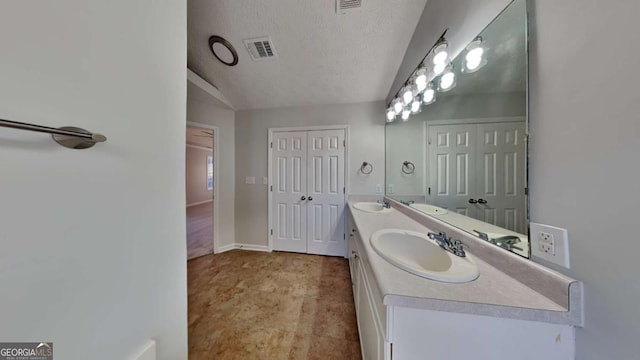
left=427, top=120, right=525, bottom=233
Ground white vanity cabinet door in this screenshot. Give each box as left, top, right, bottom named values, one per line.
left=356, top=263, right=385, bottom=360
left=392, top=306, right=574, bottom=360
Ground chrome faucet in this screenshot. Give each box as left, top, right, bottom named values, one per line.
left=473, top=230, right=489, bottom=241
left=427, top=231, right=466, bottom=257
left=491, top=235, right=522, bottom=251
left=473, top=230, right=522, bottom=251
left=377, top=199, right=390, bottom=208
left=400, top=200, right=415, bottom=206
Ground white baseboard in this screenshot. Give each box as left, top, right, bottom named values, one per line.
left=235, top=243, right=270, bottom=252
left=216, top=243, right=236, bottom=253
left=216, top=243, right=270, bottom=253
left=128, top=340, right=156, bottom=360
left=186, top=199, right=213, bottom=208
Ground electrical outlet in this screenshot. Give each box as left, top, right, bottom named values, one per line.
left=388, top=184, right=394, bottom=194
left=263, top=177, right=268, bottom=185
left=530, top=222, right=570, bottom=268
left=245, top=176, right=255, bottom=185
left=538, top=231, right=555, bottom=255
left=376, top=184, right=383, bottom=194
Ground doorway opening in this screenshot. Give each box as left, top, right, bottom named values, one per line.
left=186, top=124, right=219, bottom=260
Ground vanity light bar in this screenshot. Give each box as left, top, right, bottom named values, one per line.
left=387, top=29, right=488, bottom=122
left=388, top=30, right=449, bottom=110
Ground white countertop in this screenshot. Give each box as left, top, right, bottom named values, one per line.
left=348, top=201, right=582, bottom=325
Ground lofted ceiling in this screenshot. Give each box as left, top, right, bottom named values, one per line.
left=187, top=0, right=428, bottom=110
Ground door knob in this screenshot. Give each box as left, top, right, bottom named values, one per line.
left=308, top=196, right=313, bottom=201
left=301, top=196, right=306, bottom=200
left=468, top=199, right=478, bottom=204
left=477, top=198, right=488, bottom=204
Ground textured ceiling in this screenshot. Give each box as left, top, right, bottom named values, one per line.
left=188, top=0, right=428, bottom=110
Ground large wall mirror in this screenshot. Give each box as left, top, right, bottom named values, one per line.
left=385, top=0, right=530, bottom=257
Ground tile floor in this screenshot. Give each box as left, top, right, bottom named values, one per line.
left=187, top=250, right=362, bottom=359
left=187, top=202, right=213, bottom=260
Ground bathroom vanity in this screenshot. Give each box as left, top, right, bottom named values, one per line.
left=348, top=200, right=582, bottom=360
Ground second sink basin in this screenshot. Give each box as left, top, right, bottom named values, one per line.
left=370, top=229, right=479, bottom=283
left=353, top=202, right=393, bottom=214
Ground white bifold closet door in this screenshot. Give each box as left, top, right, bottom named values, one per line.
left=272, top=129, right=346, bottom=256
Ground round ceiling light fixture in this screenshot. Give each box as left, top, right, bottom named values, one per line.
left=208, top=35, right=238, bottom=66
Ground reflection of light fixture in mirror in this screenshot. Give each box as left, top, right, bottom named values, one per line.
left=401, top=86, right=414, bottom=105
left=393, top=98, right=403, bottom=114
left=410, top=98, right=421, bottom=113
left=413, top=68, right=428, bottom=92
left=401, top=109, right=410, bottom=121
left=438, top=68, right=456, bottom=92
left=463, top=36, right=486, bottom=73
left=422, top=83, right=436, bottom=105
left=433, top=62, right=446, bottom=76
left=386, top=107, right=396, bottom=122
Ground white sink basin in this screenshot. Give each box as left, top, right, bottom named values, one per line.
left=370, top=229, right=479, bottom=283
left=410, top=203, right=448, bottom=215
left=353, top=202, right=393, bottom=214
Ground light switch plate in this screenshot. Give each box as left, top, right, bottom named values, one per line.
left=388, top=184, right=394, bottom=194
left=376, top=184, right=383, bottom=194
left=245, top=176, right=255, bottom=185
left=530, top=222, right=570, bottom=268
left=263, top=177, right=268, bottom=185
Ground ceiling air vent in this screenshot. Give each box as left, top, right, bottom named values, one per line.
left=336, top=0, right=362, bottom=14
left=243, top=37, right=277, bottom=61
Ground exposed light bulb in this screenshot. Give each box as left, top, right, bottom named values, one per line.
left=464, top=37, right=485, bottom=72
left=433, top=63, right=446, bottom=76
left=411, top=100, right=421, bottom=113
left=466, top=48, right=484, bottom=70
left=432, top=43, right=449, bottom=65
left=393, top=99, right=403, bottom=114
left=414, top=68, right=428, bottom=90
left=440, top=71, right=455, bottom=90
left=433, top=51, right=448, bottom=65
left=402, top=87, right=413, bottom=105
left=466, top=47, right=484, bottom=62
left=401, top=109, right=410, bottom=121
left=386, top=108, right=396, bottom=122
left=423, top=88, right=435, bottom=104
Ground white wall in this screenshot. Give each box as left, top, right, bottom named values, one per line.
left=187, top=100, right=236, bottom=249
left=386, top=119, right=425, bottom=197
left=235, top=101, right=385, bottom=246
left=528, top=1, right=640, bottom=359
left=0, top=1, right=187, bottom=360
left=186, top=146, right=213, bottom=205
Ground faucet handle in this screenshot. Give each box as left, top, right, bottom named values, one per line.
left=473, top=229, right=489, bottom=241
left=451, top=239, right=467, bottom=257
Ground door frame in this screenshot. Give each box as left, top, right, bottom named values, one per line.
left=267, top=125, right=350, bottom=253
left=186, top=121, right=221, bottom=254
